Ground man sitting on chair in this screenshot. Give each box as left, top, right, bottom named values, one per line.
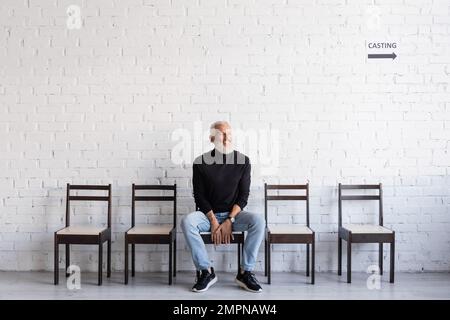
left=181, top=121, right=265, bottom=293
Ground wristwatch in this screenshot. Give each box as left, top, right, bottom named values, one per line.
left=227, top=216, right=235, bottom=223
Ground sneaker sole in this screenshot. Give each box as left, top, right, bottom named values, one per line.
left=192, top=276, right=218, bottom=293
left=235, top=278, right=262, bottom=293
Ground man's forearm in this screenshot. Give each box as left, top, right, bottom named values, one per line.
left=206, top=205, right=241, bottom=223
left=206, top=210, right=217, bottom=223
left=229, top=204, right=241, bottom=219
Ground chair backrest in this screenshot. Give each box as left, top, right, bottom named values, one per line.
left=264, top=183, right=310, bottom=228
left=131, top=184, right=177, bottom=229
left=338, top=183, right=383, bottom=227
left=65, top=183, right=112, bottom=228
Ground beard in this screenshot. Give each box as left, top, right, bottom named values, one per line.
left=214, top=141, right=234, bottom=154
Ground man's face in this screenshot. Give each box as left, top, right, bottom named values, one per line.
left=211, top=124, right=233, bottom=149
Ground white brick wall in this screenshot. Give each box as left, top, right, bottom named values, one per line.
left=0, top=0, right=449, bottom=273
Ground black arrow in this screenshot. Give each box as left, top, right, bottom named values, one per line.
left=368, top=52, right=397, bottom=60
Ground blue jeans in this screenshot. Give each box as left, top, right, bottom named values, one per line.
left=181, top=211, right=265, bottom=271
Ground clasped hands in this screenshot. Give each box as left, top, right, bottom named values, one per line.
left=210, top=218, right=234, bottom=245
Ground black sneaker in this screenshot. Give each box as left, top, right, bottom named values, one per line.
left=192, top=267, right=217, bottom=292
left=235, top=271, right=262, bottom=293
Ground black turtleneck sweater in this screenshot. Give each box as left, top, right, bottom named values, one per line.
left=193, top=149, right=251, bottom=214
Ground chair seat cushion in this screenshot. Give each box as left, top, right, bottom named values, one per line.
left=127, top=225, right=173, bottom=235
left=268, top=225, right=313, bottom=234
left=343, top=224, right=393, bottom=234
left=57, top=225, right=107, bottom=235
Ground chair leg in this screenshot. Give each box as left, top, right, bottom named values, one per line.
left=124, top=239, right=128, bottom=285
left=237, top=243, right=241, bottom=274
left=54, top=235, right=59, bottom=285
left=107, top=240, right=111, bottom=278
left=390, top=236, right=395, bottom=283
left=338, top=237, right=342, bottom=276
left=131, top=244, right=135, bottom=277
left=306, top=243, right=310, bottom=277
left=65, top=244, right=70, bottom=277
left=264, top=239, right=267, bottom=276
left=311, top=234, right=315, bottom=285
left=347, top=239, right=352, bottom=284
left=98, top=241, right=103, bottom=286
left=169, top=241, right=173, bottom=285
left=268, top=242, right=271, bottom=285
left=173, top=237, right=177, bottom=277
left=379, top=243, right=383, bottom=275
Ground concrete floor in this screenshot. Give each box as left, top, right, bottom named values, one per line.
left=0, top=271, right=449, bottom=300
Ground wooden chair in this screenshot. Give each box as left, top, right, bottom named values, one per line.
left=54, top=184, right=112, bottom=286
left=338, top=183, right=395, bottom=283
left=124, top=184, right=177, bottom=285
left=264, top=183, right=315, bottom=284
left=196, top=207, right=245, bottom=274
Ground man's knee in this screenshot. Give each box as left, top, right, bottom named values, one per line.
left=181, top=211, right=202, bottom=232
left=181, top=212, right=195, bottom=232
left=247, top=212, right=265, bottom=230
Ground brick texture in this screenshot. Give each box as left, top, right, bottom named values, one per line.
left=0, top=0, right=449, bottom=272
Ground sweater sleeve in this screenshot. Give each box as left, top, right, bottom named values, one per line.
left=193, top=163, right=213, bottom=214
left=236, top=160, right=251, bottom=210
